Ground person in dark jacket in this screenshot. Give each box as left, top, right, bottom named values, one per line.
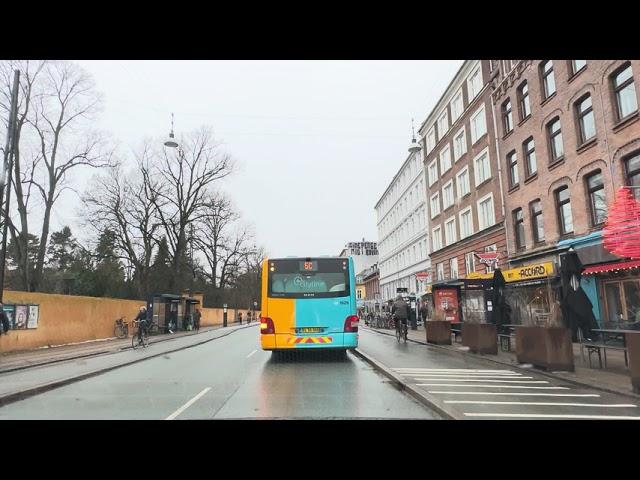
left=238, top=312, right=243, bottom=324
left=0, top=303, right=10, bottom=335
left=391, top=296, right=409, bottom=331
left=194, top=308, right=202, bottom=331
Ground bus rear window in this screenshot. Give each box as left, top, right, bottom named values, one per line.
left=268, top=259, right=350, bottom=298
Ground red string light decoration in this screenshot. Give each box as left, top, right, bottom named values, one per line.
left=603, top=187, right=640, bottom=259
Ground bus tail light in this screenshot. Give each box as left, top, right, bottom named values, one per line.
left=260, top=317, right=275, bottom=334
left=344, top=315, right=359, bottom=333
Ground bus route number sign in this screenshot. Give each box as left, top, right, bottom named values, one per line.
left=301, top=261, right=317, bottom=271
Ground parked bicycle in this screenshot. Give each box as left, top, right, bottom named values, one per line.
left=132, top=319, right=149, bottom=349
left=114, top=317, right=129, bottom=338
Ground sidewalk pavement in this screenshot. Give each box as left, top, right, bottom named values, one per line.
left=0, top=322, right=250, bottom=374
left=365, top=323, right=639, bottom=399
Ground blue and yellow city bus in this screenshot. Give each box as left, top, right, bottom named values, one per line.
left=260, top=257, right=358, bottom=351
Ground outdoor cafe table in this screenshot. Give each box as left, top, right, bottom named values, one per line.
left=590, top=329, right=636, bottom=367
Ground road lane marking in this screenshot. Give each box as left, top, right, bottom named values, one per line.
left=463, top=413, right=640, bottom=419
left=416, top=384, right=568, bottom=389
left=400, top=373, right=524, bottom=377
left=412, top=378, right=547, bottom=383
left=407, top=375, right=534, bottom=379
left=246, top=349, right=257, bottom=358
left=444, top=401, right=637, bottom=407
left=395, top=368, right=516, bottom=373
left=165, top=387, right=212, bottom=420
left=429, top=392, right=600, bottom=397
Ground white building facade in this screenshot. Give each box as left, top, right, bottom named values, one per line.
left=375, top=148, right=430, bottom=302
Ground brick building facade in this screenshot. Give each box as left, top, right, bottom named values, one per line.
left=417, top=59, right=508, bottom=322
left=490, top=60, right=640, bottom=327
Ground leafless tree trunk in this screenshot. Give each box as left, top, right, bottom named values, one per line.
left=148, top=127, right=234, bottom=291
left=1, top=60, right=113, bottom=291
left=82, top=145, right=164, bottom=297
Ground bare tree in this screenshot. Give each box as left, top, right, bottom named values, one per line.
left=1, top=60, right=113, bottom=291
left=194, top=192, right=239, bottom=288
left=82, top=145, right=163, bottom=297
left=148, top=127, right=234, bottom=290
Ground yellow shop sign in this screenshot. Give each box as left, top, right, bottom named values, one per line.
left=466, top=262, right=554, bottom=282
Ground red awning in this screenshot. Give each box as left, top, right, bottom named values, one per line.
left=583, top=259, right=640, bottom=275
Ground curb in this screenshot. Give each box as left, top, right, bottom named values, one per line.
left=363, top=325, right=640, bottom=401
left=351, top=348, right=462, bottom=420
left=0, top=324, right=258, bottom=408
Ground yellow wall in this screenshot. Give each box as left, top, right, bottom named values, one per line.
left=356, top=284, right=366, bottom=300
left=0, top=290, right=260, bottom=354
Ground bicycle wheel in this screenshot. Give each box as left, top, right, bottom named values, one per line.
left=141, top=328, right=149, bottom=348
left=132, top=332, right=139, bottom=350
left=403, top=323, right=408, bottom=343
left=396, top=324, right=401, bottom=343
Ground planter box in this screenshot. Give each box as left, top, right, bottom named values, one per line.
left=515, top=326, right=574, bottom=371
left=425, top=321, right=451, bottom=345
left=462, top=323, right=497, bottom=355
left=627, top=332, right=640, bottom=394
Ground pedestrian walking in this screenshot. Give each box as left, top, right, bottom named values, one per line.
left=238, top=311, right=243, bottom=325
left=420, top=303, right=428, bottom=324
left=194, top=308, right=201, bottom=332
left=0, top=303, right=10, bottom=335
left=247, top=311, right=252, bottom=324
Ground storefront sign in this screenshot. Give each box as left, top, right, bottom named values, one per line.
left=466, top=262, right=554, bottom=283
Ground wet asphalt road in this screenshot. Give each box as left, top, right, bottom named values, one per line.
left=359, top=327, right=640, bottom=420
left=0, top=325, right=439, bottom=420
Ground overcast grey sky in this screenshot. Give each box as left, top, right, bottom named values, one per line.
left=65, top=60, right=463, bottom=258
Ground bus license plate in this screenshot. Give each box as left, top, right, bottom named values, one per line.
left=298, top=327, right=322, bottom=333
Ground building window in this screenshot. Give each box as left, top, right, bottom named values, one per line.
left=432, top=226, right=442, bottom=251
left=444, top=217, right=457, bottom=246
left=453, top=127, right=467, bottom=161
left=465, top=252, right=475, bottom=275
left=571, top=60, right=587, bottom=76
left=428, top=159, right=438, bottom=186
left=438, top=110, right=449, bottom=139
left=555, top=186, right=574, bottom=235
left=477, top=193, right=495, bottom=230
left=427, top=127, right=436, bottom=154
left=468, top=66, right=482, bottom=101
left=430, top=192, right=441, bottom=218
left=523, top=137, right=537, bottom=177
left=456, top=166, right=470, bottom=198
left=518, top=81, right=531, bottom=120
left=530, top=199, right=545, bottom=243
left=612, top=63, right=638, bottom=121
left=513, top=208, right=525, bottom=249
left=459, top=207, right=473, bottom=239
left=502, top=98, right=513, bottom=135
left=576, top=94, right=596, bottom=144
left=474, top=149, right=491, bottom=186
left=357, top=290, right=362, bottom=299
left=586, top=170, right=607, bottom=226
left=541, top=60, right=556, bottom=100
left=449, top=257, right=459, bottom=279
left=451, top=89, right=464, bottom=123
left=443, top=180, right=454, bottom=209
left=625, top=151, right=640, bottom=200
left=440, top=145, right=452, bottom=173
left=547, top=117, right=564, bottom=162
left=470, top=105, right=487, bottom=144
left=436, top=262, right=445, bottom=281
left=507, top=150, right=519, bottom=188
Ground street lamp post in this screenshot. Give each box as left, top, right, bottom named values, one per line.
left=0, top=70, right=21, bottom=303
left=223, top=303, right=228, bottom=327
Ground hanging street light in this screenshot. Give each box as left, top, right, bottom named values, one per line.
left=164, top=112, right=179, bottom=149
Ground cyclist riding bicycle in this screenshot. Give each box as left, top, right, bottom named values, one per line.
left=391, top=295, right=408, bottom=336
left=134, top=306, right=148, bottom=340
